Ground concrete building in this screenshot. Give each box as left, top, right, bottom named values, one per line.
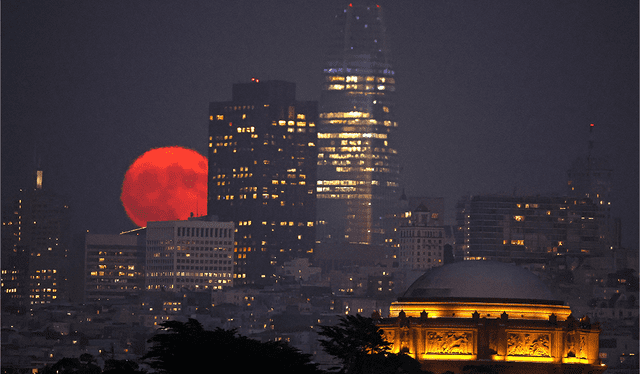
left=398, top=203, right=448, bottom=271
left=145, top=218, right=234, bottom=291
left=84, top=231, right=145, bottom=302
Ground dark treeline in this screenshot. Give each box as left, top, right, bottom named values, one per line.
left=28, top=315, right=426, bottom=374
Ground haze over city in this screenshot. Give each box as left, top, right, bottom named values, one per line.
left=2, top=2, right=639, bottom=373
left=2, top=0, right=638, bottom=246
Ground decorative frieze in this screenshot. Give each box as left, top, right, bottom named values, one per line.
left=506, top=332, right=551, bottom=357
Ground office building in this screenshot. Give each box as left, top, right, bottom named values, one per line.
left=1, top=169, right=71, bottom=308
left=455, top=195, right=606, bottom=262
left=2, top=196, right=29, bottom=309
left=316, top=2, right=401, bottom=246
left=208, top=80, right=317, bottom=285
left=145, top=219, right=234, bottom=290
left=566, top=124, right=617, bottom=248
left=84, top=231, right=145, bottom=302
left=397, top=203, right=447, bottom=271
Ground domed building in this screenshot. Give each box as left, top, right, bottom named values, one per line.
left=375, top=261, right=605, bottom=374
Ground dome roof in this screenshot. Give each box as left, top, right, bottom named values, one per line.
left=401, top=261, right=557, bottom=302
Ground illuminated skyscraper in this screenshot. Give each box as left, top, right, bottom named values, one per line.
left=317, top=2, right=400, bottom=246
left=1, top=169, right=71, bottom=308
left=208, top=80, right=317, bottom=285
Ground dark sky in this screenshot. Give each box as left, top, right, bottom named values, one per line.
left=3, top=1, right=638, bottom=248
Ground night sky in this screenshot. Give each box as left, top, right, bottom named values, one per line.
left=3, top=1, right=638, bottom=248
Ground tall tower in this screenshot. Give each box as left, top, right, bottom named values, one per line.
left=316, top=2, right=400, bottom=246
left=1, top=168, right=71, bottom=309
left=208, top=80, right=317, bottom=286
left=566, top=123, right=616, bottom=248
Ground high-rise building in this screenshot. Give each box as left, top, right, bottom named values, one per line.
left=454, top=195, right=606, bottom=262
left=84, top=231, right=146, bottom=302
left=145, top=219, right=235, bottom=291
left=317, top=2, right=400, bottom=246
left=1, top=196, right=29, bottom=310
left=567, top=124, right=613, bottom=206
left=566, top=124, right=617, bottom=248
left=397, top=204, right=447, bottom=271
left=208, top=80, right=317, bottom=285
left=1, top=169, right=71, bottom=308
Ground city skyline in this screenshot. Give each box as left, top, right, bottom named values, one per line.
left=2, top=1, right=638, bottom=249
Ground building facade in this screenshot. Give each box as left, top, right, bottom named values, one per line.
left=377, top=261, right=606, bottom=374
left=398, top=204, right=447, bottom=271
left=1, top=169, right=71, bottom=308
left=145, top=219, right=234, bottom=291
left=455, top=195, right=607, bottom=262
left=316, top=2, right=401, bottom=246
left=208, top=80, right=317, bottom=285
left=566, top=124, right=617, bottom=249
left=84, top=231, right=145, bottom=302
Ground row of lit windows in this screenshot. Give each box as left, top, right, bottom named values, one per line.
left=317, top=193, right=373, bottom=199
left=324, top=120, right=397, bottom=129
left=272, top=120, right=313, bottom=127
left=318, top=146, right=396, bottom=154
left=326, top=166, right=392, bottom=173
left=318, top=132, right=387, bottom=139
left=318, top=186, right=356, bottom=192
left=319, top=179, right=396, bottom=186
left=326, top=75, right=394, bottom=84
left=90, top=271, right=136, bottom=277
left=320, top=111, right=370, bottom=119
left=318, top=182, right=398, bottom=191
left=327, top=84, right=391, bottom=91
left=212, top=110, right=305, bottom=121
left=211, top=144, right=313, bottom=154
left=236, top=221, right=314, bottom=227
left=324, top=67, right=395, bottom=76
left=322, top=160, right=392, bottom=167
left=30, top=294, right=57, bottom=299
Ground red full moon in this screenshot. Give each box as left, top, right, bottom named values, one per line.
left=121, top=146, right=208, bottom=227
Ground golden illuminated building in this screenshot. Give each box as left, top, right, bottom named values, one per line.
left=317, top=2, right=400, bottom=246
left=208, top=80, right=317, bottom=285
left=375, top=261, right=606, bottom=374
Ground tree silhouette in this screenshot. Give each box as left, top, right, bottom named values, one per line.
left=142, top=318, right=322, bottom=374
left=41, top=354, right=101, bottom=374
left=102, top=359, right=146, bottom=374
left=317, top=314, right=423, bottom=374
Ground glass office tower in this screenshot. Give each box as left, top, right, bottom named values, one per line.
left=317, top=2, right=400, bottom=246
left=208, top=80, right=317, bottom=285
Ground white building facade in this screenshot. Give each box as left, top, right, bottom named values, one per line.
left=145, top=219, right=234, bottom=291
